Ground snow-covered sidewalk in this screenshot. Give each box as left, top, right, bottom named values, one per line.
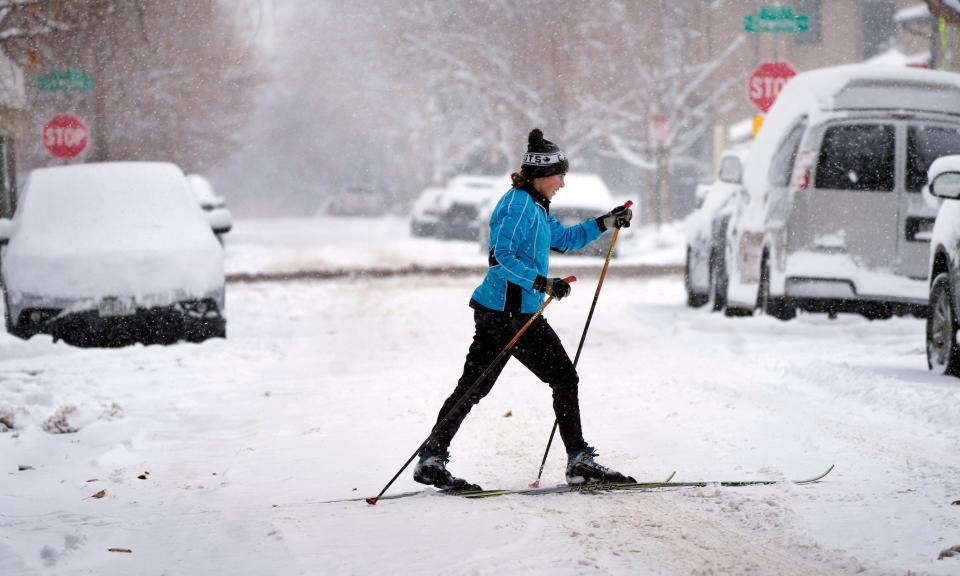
left=223, top=216, right=687, bottom=278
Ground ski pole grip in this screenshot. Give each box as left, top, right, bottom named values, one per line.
left=563, top=276, right=577, bottom=283
left=623, top=200, right=633, bottom=208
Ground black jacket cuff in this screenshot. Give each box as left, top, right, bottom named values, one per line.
left=533, top=274, right=548, bottom=293
left=596, top=215, right=608, bottom=232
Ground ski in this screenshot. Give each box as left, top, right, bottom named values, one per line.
left=506, top=464, right=835, bottom=497
left=455, top=465, right=833, bottom=499
left=322, top=465, right=833, bottom=504
left=462, top=470, right=679, bottom=499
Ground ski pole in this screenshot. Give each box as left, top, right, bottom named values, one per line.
left=367, top=275, right=577, bottom=505
left=530, top=201, right=632, bottom=488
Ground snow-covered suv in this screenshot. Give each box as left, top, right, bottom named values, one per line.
left=725, top=63, right=960, bottom=320
left=0, top=162, right=230, bottom=346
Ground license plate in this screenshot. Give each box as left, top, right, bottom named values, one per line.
left=98, top=296, right=135, bottom=317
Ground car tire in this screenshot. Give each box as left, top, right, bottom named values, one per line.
left=758, top=256, right=795, bottom=321
left=685, top=248, right=709, bottom=308
left=2, top=290, right=29, bottom=339
left=187, top=320, right=226, bottom=343
left=927, top=273, right=960, bottom=376
left=709, top=247, right=728, bottom=312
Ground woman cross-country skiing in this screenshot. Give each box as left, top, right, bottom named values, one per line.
left=414, top=128, right=635, bottom=491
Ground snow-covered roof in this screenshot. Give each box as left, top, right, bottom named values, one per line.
left=444, top=174, right=502, bottom=206
left=552, top=172, right=613, bottom=211
left=896, top=3, right=931, bottom=23
left=727, top=116, right=754, bottom=144
left=774, top=63, right=960, bottom=117
left=867, top=47, right=931, bottom=67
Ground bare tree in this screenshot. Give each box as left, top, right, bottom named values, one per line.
left=16, top=0, right=261, bottom=174
left=229, top=1, right=743, bottom=218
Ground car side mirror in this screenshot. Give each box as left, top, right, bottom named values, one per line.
left=0, top=218, right=12, bottom=246
left=206, top=208, right=233, bottom=235
left=718, top=157, right=743, bottom=184
left=930, top=172, right=960, bottom=200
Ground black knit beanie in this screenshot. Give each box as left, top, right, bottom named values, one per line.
left=521, top=128, right=569, bottom=180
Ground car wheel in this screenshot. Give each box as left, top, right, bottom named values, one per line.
left=927, top=273, right=960, bottom=376
left=710, top=247, right=728, bottom=312
left=758, top=255, right=795, bottom=321
left=2, top=290, right=29, bottom=339
left=685, top=248, right=709, bottom=308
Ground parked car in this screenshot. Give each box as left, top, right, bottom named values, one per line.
left=186, top=174, right=231, bottom=243
left=725, top=63, right=960, bottom=320
left=477, top=172, right=620, bottom=257
left=408, top=186, right=446, bottom=237
left=436, top=175, right=502, bottom=241
left=186, top=174, right=227, bottom=211
left=684, top=149, right=749, bottom=310
left=187, top=174, right=227, bottom=212
left=924, top=155, right=960, bottom=375
left=326, top=185, right=388, bottom=217
left=0, top=162, right=231, bottom=346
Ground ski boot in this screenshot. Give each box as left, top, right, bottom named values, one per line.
left=566, top=446, right=636, bottom=485
left=413, top=449, right=482, bottom=492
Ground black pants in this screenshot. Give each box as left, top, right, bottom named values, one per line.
left=426, top=306, right=588, bottom=456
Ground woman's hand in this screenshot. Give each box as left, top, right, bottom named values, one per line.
left=533, top=275, right=572, bottom=300
left=598, top=205, right=633, bottom=230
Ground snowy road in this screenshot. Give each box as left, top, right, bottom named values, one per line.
left=1, top=273, right=959, bottom=575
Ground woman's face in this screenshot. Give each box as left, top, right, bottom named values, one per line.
left=533, top=173, right=565, bottom=200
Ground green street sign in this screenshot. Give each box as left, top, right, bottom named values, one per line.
left=36, top=68, right=94, bottom=93
left=744, top=5, right=810, bottom=33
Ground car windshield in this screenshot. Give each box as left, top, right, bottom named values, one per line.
left=17, top=163, right=208, bottom=252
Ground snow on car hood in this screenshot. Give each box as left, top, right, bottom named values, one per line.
left=2, top=162, right=224, bottom=300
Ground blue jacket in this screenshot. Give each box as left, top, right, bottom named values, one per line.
left=471, top=186, right=602, bottom=313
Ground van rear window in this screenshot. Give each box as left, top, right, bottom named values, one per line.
left=906, top=125, right=960, bottom=192
left=815, top=124, right=894, bottom=191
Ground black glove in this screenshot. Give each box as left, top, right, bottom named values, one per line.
left=597, top=205, right=633, bottom=231
left=533, top=275, right=572, bottom=300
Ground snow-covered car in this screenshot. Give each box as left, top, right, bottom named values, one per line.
left=186, top=173, right=228, bottom=211
left=408, top=186, right=446, bottom=238
left=0, top=162, right=230, bottom=346
left=187, top=174, right=232, bottom=243
left=924, top=155, right=960, bottom=375
left=326, top=185, right=388, bottom=217
left=477, top=172, right=620, bottom=257
left=435, top=175, right=502, bottom=241
left=725, top=63, right=960, bottom=320
left=684, top=149, right=748, bottom=310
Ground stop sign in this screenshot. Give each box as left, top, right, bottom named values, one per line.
left=748, top=61, right=797, bottom=114
left=43, top=114, right=89, bottom=159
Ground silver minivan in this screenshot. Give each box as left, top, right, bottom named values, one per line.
left=725, top=64, right=960, bottom=320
